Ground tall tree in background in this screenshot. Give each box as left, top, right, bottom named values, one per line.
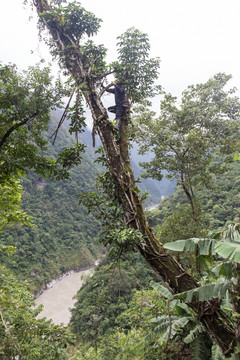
left=133, top=73, right=240, bottom=224
left=31, top=0, right=237, bottom=355
left=0, top=64, right=60, bottom=230
left=0, top=63, right=84, bottom=230
left=0, top=64, right=68, bottom=180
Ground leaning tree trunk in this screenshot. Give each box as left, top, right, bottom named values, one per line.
left=34, top=1, right=236, bottom=355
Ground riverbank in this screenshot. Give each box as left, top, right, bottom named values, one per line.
left=34, top=261, right=98, bottom=298
left=34, top=263, right=98, bottom=325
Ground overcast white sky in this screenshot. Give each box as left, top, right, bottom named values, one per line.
left=1, top=0, right=240, bottom=99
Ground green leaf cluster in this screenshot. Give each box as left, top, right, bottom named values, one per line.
left=114, top=28, right=160, bottom=104
left=0, top=177, right=32, bottom=231
left=162, top=223, right=240, bottom=312
left=0, top=63, right=73, bottom=183
left=79, top=169, right=145, bottom=257
left=41, top=2, right=102, bottom=41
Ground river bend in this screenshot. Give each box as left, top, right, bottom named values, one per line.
left=35, top=268, right=93, bottom=326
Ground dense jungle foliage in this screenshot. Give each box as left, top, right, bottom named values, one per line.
left=1, top=62, right=240, bottom=359
left=0, top=112, right=172, bottom=293
left=1, top=74, right=240, bottom=360
left=1, top=0, right=240, bottom=357
left=69, top=158, right=240, bottom=360
left=70, top=254, right=158, bottom=342
left=148, top=160, right=240, bottom=240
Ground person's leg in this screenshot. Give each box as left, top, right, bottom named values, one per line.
left=108, top=105, right=116, bottom=114
left=115, top=106, right=124, bottom=129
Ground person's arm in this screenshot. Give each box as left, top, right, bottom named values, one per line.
left=106, top=82, right=116, bottom=94
left=106, top=87, right=115, bottom=94
left=115, top=84, right=125, bottom=93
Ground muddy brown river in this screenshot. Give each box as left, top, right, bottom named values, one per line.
left=35, top=268, right=93, bottom=326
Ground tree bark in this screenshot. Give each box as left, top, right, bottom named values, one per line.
left=33, top=1, right=236, bottom=355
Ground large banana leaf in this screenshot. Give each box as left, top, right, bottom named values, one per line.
left=221, top=223, right=240, bottom=243
left=212, top=261, right=233, bottom=279
left=159, top=316, right=190, bottom=341
left=164, top=238, right=216, bottom=256
left=151, top=281, right=173, bottom=299
left=175, top=281, right=230, bottom=303
left=183, top=324, right=204, bottom=344
left=215, top=241, right=240, bottom=264
left=175, top=302, right=193, bottom=316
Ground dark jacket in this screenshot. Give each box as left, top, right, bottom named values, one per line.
left=106, top=84, right=127, bottom=106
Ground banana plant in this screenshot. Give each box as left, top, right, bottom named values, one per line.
left=150, top=281, right=239, bottom=359
left=162, top=223, right=240, bottom=358
left=148, top=283, right=211, bottom=360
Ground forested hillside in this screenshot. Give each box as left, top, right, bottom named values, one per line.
left=70, top=253, right=158, bottom=341
left=0, top=111, right=174, bottom=293
left=69, top=157, right=240, bottom=359
left=69, top=113, right=176, bottom=203
left=0, top=114, right=103, bottom=293
left=148, top=160, right=240, bottom=238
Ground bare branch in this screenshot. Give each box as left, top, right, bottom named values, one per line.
left=51, top=86, right=76, bottom=145
left=0, top=111, right=39, bottom=149
left=98, top=82, right=114, bottom=99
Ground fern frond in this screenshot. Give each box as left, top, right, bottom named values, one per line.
left=210, top=344, right=225, bottom=360
left=191, top=335, right=210, bottom=360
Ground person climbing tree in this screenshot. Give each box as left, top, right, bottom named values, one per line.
left=106, top=81, right=128, bottom=130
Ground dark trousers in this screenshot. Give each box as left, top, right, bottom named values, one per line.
left=108, top=105, right=125, bottom=119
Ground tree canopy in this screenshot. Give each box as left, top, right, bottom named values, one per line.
left=0, top=63, right=85, bottom=231
left=134, top=73, right=240, bottom=219
left=0, top=64, right=67, bottom=180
